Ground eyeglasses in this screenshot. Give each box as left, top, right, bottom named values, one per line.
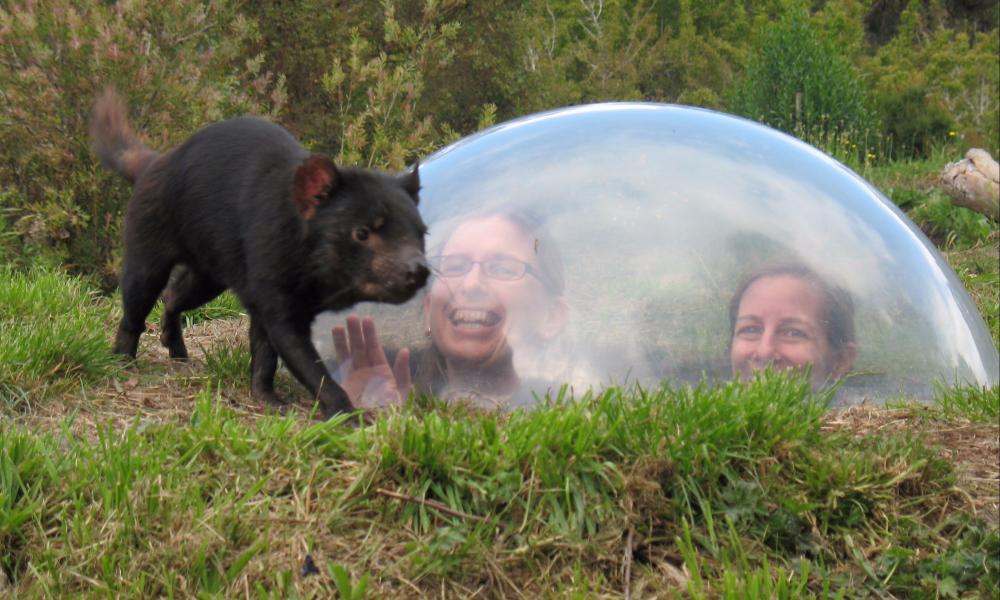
left=429, top=255, right=536, bottom=281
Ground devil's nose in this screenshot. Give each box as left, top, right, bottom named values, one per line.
left=408, top=264, right=430, bottom=288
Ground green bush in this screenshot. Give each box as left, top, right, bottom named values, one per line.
left=877, top=86, right=954, bottom=159
left=316, top=9, right=460, bottom=170
left=247, top=1, right=473, bottom=171
left=863, top=2, right=1000, bottom=156
left=0, top=1, right=285, bottom=286
left=0, top=0, right=996, bottom=289
left=729, top=9, right=877, bottom=155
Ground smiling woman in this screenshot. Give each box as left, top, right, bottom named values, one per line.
left=328, top=208, right=575, bottom=409
left=729, top=263, right=857, bottom=387
left=421, top=212, right=568, bottom=397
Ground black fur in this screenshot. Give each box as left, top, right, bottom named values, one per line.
left=92, top=89, right=429, bottom=418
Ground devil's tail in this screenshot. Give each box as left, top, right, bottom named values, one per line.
left=90, top=88, right=159, bottom=184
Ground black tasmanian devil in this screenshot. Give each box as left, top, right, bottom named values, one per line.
left=90, top=89, right=429, bottom=418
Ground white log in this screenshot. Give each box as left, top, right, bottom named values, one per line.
left=939, top=148, right=999, bottom=221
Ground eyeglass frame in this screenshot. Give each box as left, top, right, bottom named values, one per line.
left=428, top=254, right=541, bottom=282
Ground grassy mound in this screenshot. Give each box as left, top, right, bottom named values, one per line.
left=2, top=172, right=997, bottom=596
left=1, top=339, right=997, bottom=597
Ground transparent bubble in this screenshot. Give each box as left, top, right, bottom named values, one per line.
left=314, top=103, right=998, bottom=406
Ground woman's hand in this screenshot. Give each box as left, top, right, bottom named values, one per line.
left=332, top=315, right=411, bottom=409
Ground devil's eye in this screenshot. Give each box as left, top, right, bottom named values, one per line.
left=353, top=227, right=371, bottom=242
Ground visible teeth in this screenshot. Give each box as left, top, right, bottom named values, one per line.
left=451, top=309, right=499, bottom=326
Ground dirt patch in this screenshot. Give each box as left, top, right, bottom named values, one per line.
left=18, top=317, right=314, bottom=439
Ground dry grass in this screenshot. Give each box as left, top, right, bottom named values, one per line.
left=823, top=404, right=1000, bottom=522
left=18, top=318, right=308, bottom=437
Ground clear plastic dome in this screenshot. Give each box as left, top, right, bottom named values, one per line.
left=314, top=103, right=998, bottom=406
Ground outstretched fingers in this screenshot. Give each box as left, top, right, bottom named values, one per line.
left=335, top=314, right=390, bottom=369
left=332, top=324, right=350, bottom=365
left=345, top=314, right=366, bottom=367
left=331, top=314, right=411, bottom=408
left=360, top=316, right=388, bottom=366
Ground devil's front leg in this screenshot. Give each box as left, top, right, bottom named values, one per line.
left=249, top=306, right=355, bottom=418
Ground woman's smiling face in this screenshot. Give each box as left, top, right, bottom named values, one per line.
left=425, top=215, right=553, bottom=371
left=730, top=274, right=837, bottom=381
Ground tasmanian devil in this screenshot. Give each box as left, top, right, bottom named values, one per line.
left=90, top=89, right=429, bottom=418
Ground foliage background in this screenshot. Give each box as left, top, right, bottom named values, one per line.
left=1, top=0, right=997, bottom=285
left=0, top=2, right=997, bottom=597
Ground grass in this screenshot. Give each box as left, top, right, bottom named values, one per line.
left=200, top=341, right=253, bottom=392
left=0, top=376, right=995, bottom=597
left=861, top=147, right=995, bottom=250
left=147, top=290, right=246, bottom=329
left=947, top=241, right=1000, bottom=346
left=904, top=192, right=993, bottom=249
left=862, top=147, right=1000, bottom=347
left=0, top=154, right=996, bottom=597
left=932, top=381, right=1000, bottom=424
left=0, top=265, right=121, bottom=409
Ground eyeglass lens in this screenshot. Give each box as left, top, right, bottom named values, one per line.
left=433, top=256, right=527, bottom=280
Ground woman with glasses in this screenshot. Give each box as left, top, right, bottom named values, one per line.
left=330, top=208, right=572, bottom=409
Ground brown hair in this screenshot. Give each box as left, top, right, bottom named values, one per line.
left=728, top=262, right=856, bottom=351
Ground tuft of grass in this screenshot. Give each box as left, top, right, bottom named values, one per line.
left=862, top=149, right=994, bottom=250
left=200, top=341, right=253, bottom=391
left=903, top=191, right=993, bottom=249
left=933, top=382, right=1000, bottom=423
left=148, top=290, right=245, bottom=329
left=677, top=515, right=838, bottom=600
left=947, top=241, right=1000, bottom=346
left=328, top=562, right=371, bottom=600
left=0, top=430, right=65, bottom=582
left=0, top=266, right=120, bottom=408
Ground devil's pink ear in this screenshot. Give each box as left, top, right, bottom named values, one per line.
left=400, top=161, right=420, bottom=205
left=293, top=155, right=337, bottom=220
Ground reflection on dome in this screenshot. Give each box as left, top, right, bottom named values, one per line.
left=314, top=103, right=998, bottom=406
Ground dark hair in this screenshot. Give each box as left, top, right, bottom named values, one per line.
left=728, top=262, right=856, bottom=350
left=414, top=206, right=566, bottom=394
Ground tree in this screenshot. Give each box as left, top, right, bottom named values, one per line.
left=729, top=8, right=877, bottom=151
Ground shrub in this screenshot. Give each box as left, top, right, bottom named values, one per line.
left=877, top=86, right=954, bottom=159
left=247, top=1, right=470, bottom=171
left=0, top=1, right=285, bottom=286
left=316, top=7, right=461, bottom=170
left=514, top=0, right=667, bottom=111
left=863, top=2, right=1000, bottom=156
left=728, top=9, right=878, bottom=155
